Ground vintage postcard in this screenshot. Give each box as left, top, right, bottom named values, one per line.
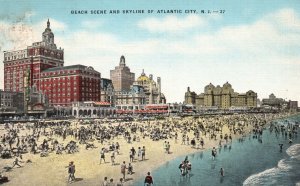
left=0, top=0, right=299, bottom=186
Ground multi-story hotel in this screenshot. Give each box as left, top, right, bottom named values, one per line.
left=110, top=56, right=135, bottom=92
left=3, top=19, right=64, bottom=92
left=3, top=20, right=101, bottom=108
left=185, top=82, right=257, bottom=110
left=40, top=65, right=100, bottom=107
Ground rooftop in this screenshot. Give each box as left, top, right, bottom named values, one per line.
left=42, top=64, right=93, bottom=72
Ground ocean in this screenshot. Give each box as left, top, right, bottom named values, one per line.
left=133, top=114, right=300, bottom=186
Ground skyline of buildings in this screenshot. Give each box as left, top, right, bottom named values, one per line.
left=1, top=17, right=299, bottom=108
left=0, top=1, right=300, bottom=104
left=184, top=82, right=257, bottom=110
left=2, top=20, right=168, bottom=112
left=1, top=19, right=297, bottom=117
left=0, top=3, right=299, bottom=102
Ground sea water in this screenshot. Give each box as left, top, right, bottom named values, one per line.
left=134, top=114, right=300, bottom=186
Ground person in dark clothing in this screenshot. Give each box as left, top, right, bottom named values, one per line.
left=144, top=172, right=153, bottom=186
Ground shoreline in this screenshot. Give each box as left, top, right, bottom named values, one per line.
left=0, top=112, right=295, bottom=186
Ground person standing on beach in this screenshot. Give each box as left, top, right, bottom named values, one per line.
left=109, top=178, right=114, bottom=186
left=102, top=177, right=108, bottom=186
left=100, top=148, right=106, bottom=164
left=141, top=146, right=146, bottom=160
left=163, top=141, right=167, bottom=153
left=129, top=149, right=134, bottom=162
left=67, top=161, right=75, bottom=182
left=111, top=150, right=115, bottom=166
left=121, top=161, right=127, bottom=181
left=166, top=142, right=170, bottom=154
left=138, top=147, right=142, bottom=161
left=144, top=172, right=154, bottom=186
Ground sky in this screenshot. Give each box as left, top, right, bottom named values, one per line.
left=0, top=0, right=300, bottom=103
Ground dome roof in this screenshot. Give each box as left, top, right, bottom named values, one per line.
left=43, top=19, right=54, bottom=36
left=137, top=69, right=150, bottom=82
left=223, top=81, right=232, bottom=88
left=205, top=83, right=215, bottom=89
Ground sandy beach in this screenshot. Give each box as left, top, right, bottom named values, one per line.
left=0, top=113, right=289, bottom=186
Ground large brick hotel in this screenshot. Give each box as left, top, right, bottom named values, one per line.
left=3, top=20, right=101, bottom=107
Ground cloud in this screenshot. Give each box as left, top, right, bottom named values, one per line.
left=81, top=20, right=104, bottom=29
left=0, top=18, right=67, bottom=51
left=138, top=15, right=206, bottom=33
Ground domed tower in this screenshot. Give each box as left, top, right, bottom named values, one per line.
left=204, top=83, right=215, bottom=107
left=120, top=55, right=126, bottom=67
left=221, top=82, right=233, bottom=109
left=137, top=69, right=150, bottom=85
left=213, top=85, right=222, bottom=107
left=42, top=19, right=56, bottom=49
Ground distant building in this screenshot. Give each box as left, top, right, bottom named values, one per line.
left=0, top=89, right=47, bottom=115
left=262, top=93, right=286, bottom=110
left=0, top=90, right=24, bottom=113
left=133, top=70, right=166, bottom=104
left=184, top=82, right=257, bottom=110
left=288, top=100, right=298, bottom=112
left=109, top=59, right=166, bottom=113
left=110, top=56, right=135, bottom=92
left=115, top=84, right=147, bottom=111
left=100, top=78, right=115, bottom=106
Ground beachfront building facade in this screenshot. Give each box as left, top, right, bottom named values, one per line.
left=184, top=82, right=257, bottom=110
left=262, top=94, right=287, bottom=110
left=40, top=65, right=101, bottom=107
left=110, top=56, right=135, bottom=92
left=133, top=70, right=166, bottom=105
left=106, top=58, right=167, bottom=114
left=288, top=101, right=298, bottom=112
left=72, top=101, right=116, bottom=118
left=0, top=90, right=24, bottom=114
left=115, top=84, right=147, bottom=110
left=0, top=89, right=48, bottom=115
left=100, top=78, right=115, bottom=106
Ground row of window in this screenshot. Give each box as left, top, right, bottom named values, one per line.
left=4, top=54, right=27, bottom=61
left=41, top=70, right=99, bottom=77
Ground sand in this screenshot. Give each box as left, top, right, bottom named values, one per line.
left=0, top=114, right=287, bottom=186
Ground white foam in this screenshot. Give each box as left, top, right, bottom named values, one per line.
left=243, top=168, right=278, bottom=185
left=277, top=159, right=292, bottom=170
left=243, top=158, right=292, bottom=186
left=286, top=144, right=300, bottom=157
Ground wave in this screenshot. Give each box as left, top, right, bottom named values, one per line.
left=243, top=143, right=300, bottom=186
left=286, top=144, right=300, bottom=158
left=242, top=159, right=292, bottom=186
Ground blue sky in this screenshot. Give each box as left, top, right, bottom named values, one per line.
left=1, top=0, right=300, bottom=103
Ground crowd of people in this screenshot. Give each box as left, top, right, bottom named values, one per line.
left=0, top=112, right=292, bottom=185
